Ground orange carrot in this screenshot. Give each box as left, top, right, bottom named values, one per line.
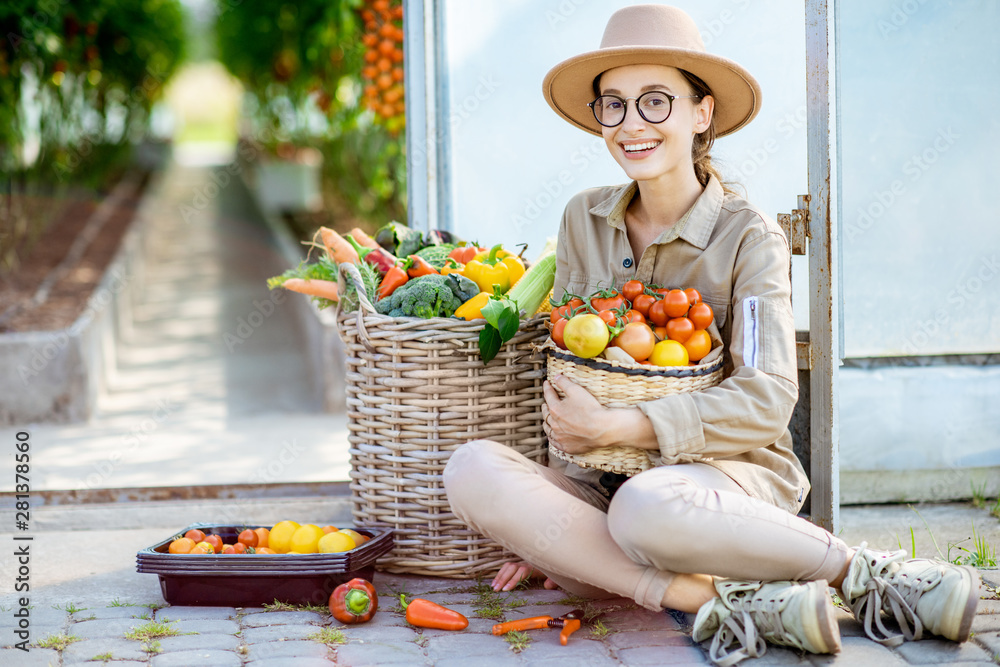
left=349, top=228, right=381, bottom=250
left=281, top=278, right=340, bottom=302
left=320, top=227, right=360, bottom=265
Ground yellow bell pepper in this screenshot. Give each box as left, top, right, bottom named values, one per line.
left=462, top=244, right=525, bottom=294
left=454, top=292, right=491, bottom=320
left=441, top=258, right=465, bottom=276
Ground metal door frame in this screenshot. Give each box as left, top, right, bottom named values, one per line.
left=405, top=0, right=842, bottom=532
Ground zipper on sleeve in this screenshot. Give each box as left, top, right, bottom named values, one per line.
left=742, top=296, right=759, bottom=369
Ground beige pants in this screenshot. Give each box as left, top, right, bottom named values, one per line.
left=443, top=440, right=851, bottom=611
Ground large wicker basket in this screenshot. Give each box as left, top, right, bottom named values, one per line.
left=335, top=263, right=548, bottom=577
left=544, top=338, right=724, bottom=475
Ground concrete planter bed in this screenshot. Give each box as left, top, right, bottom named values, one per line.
left=0, top=169, right=163, bottom=425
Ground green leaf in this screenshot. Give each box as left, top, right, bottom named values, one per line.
left=497, top=307, right=519, bottom=340
left=479, top=326, right=502, bottom=364
left=481, top=298, right=507, bottom=329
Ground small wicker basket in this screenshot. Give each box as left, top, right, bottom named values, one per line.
left=544, top=340, right=724, bottom=475
left=335, top=263, right=549, bottom=578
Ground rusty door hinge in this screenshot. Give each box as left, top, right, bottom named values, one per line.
left=778, top=194, right=810, bottom=255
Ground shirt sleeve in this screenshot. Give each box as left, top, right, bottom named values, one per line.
left=636, top=229, right=799, bottom=464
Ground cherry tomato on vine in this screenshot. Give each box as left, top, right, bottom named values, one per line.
left=552, top=318, right=569, bottom=350
left=684, top=329, right=713, bottom=362
left=684, top=288, right=703, bottom=306
left=688, top=302, right=714, bottom=330
left=623, top=309, right=645, bottom=324
left=591, top=288, right=624, bottom=312
left=622, top=280, right=645, bottom=303
left=632, top=293, right=656, bottom=318
left=663, top=289, right=690, bottom=318
left=648, top=299, right=670, bottom=326
left=666, top=316, right=695, bottom=343
left=597, top=309, right=619, bottom=328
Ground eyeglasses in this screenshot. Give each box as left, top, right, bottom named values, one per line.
left=587, top=91, right=701, bottom=127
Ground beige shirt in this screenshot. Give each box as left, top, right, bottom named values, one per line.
left=552, top=175, right=809, bottom=514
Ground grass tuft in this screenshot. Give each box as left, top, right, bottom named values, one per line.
left=263, top=599, right=329, bottom=614
left=590, top=618, right=611, bottom=639
left=92, top=652, right=113, bottom=662
left=34, top=633, right=81, bottom=651
left=124, top=621, right=185, bottom=642
left=307, top=627, right=346, bottom=645
left=503, top=630, right=531, bottom=653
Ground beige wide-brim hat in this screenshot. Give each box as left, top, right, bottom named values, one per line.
left=542, top=4, right=761, bottom=137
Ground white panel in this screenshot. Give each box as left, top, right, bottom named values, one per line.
left=839, top=1, right=1000, bottom=357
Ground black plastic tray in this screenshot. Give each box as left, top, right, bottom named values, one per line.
left=136, top=523, right=393, bottom=606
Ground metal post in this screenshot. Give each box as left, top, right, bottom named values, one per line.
left=403, top=0, right=452, bottom=233
left=804, top=0, right=841, bottom=533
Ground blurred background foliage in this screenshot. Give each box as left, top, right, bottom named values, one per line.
left=0, top=0, right=186, bottom=184
left=214, top=0, right=408, bottom=228
left=0, top=0, right=186, bottom=273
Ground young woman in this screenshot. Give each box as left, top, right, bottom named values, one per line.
left=444, top=5, right=979, bottom=664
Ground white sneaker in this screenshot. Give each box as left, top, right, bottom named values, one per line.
left=692, top=578, right=841, bottom=666
left=842, top=542, right=980, bottom=646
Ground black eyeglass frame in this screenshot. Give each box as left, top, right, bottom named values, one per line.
left=587, top=91, right=701, bottom=128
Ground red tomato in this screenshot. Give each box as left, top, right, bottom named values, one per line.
left=203, top=535, right=224, bottom=554
left=666, top=317, right=695, bottom=343
left=623, top=309, right=645, bottom=324
left=597, top=309, right=619, bottom=328
left=663, top=289, right=690, bottom=318
left=649, top=285, right=670, bottom=297
left=652, top=325, right=668, bottom=341
left=632, top=293, right=656, bottom=318
left=552, top=318, right=569, bottom=349
left=238, top=529, right=259, bottom=549
left=684, top=329, right=713, bottom=362
left=590, top=288, right=624, bottom=311
left=648, top=300, right=670, bottom=326
left=688, top=302, right=714, bottom=330
left=684, top=288, right=703, bottom=306
left=610, top=322, right=657, bottom=362
left=622, top=280, right=645, bottom=303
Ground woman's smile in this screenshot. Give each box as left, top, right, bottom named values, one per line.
left=619, top=139, right=662, bottom=159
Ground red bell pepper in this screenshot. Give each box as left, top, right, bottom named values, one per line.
left=329, top=578, right=378, bottom=624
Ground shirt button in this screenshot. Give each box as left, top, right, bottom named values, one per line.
left=623, top=257, right=633, bottom=268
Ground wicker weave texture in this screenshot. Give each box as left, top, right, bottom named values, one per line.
left=336, top=269, right=549, bottom=577
left=544, top=346, right=723, bottom=475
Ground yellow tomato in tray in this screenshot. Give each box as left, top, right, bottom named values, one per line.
left=563, top=314, right=609, bottom=359
left=289, top=524, right=326, bottom=554
left=318, top=532, right=356, bottom=554
left=268, top=520, right=301, bottom=554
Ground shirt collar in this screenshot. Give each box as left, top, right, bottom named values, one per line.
left=588, top=175, right=723, bottom=250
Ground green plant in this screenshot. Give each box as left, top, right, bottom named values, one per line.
left=109, top=598, right=137, bottom=607
left=470, top=581, right=525, bottom=621
left=263, top=600, right=329, bottom=614
left=991, top=496, right=1000, bottom=520
left=413, top=634, right=428, bottom=648
left=948, top=523, right=998, bottom=568
left=141, top=640, right=162, bottom=655
left=307, top=627, right=346, bottom=646
left=34, top=633, right=81, bottom=650
left=503, top=630, right=531, bottom=653
left=971, top=480, right=989, bottom=509
left=123, top=621, right=184, bottom=642
left=52, top=602, right=85, bottom=614
left=589, top=619, right=611, bottom=639
left=92, top=652, right=113, bottom=662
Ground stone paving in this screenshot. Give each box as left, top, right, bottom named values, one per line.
left=2, top=570, right=997, bottom=666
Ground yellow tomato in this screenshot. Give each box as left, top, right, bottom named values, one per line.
left=648, top=340, right=689, bottom=367
left=563, top=314, right=609, bottom=359
left=337, top=528, right=368, bottom=545
left=268, top=520, right=301, bottom=554
left=289, top=524, right=326, bottom=554
left=318, top=532, right=356, bottom=554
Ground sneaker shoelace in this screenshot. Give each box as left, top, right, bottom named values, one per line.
left=708, top=596, right=788, bottom=666
left=852, top=545, right=931, bottom=646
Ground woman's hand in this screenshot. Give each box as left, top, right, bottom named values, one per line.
left=492, top=561, right=559, bottom=592
left=544, top=374, right=661, bottom=453
left=543, top=374, right=612, bottom=454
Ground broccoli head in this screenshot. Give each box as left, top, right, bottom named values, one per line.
left=375, top=273, right=474, bottom=318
